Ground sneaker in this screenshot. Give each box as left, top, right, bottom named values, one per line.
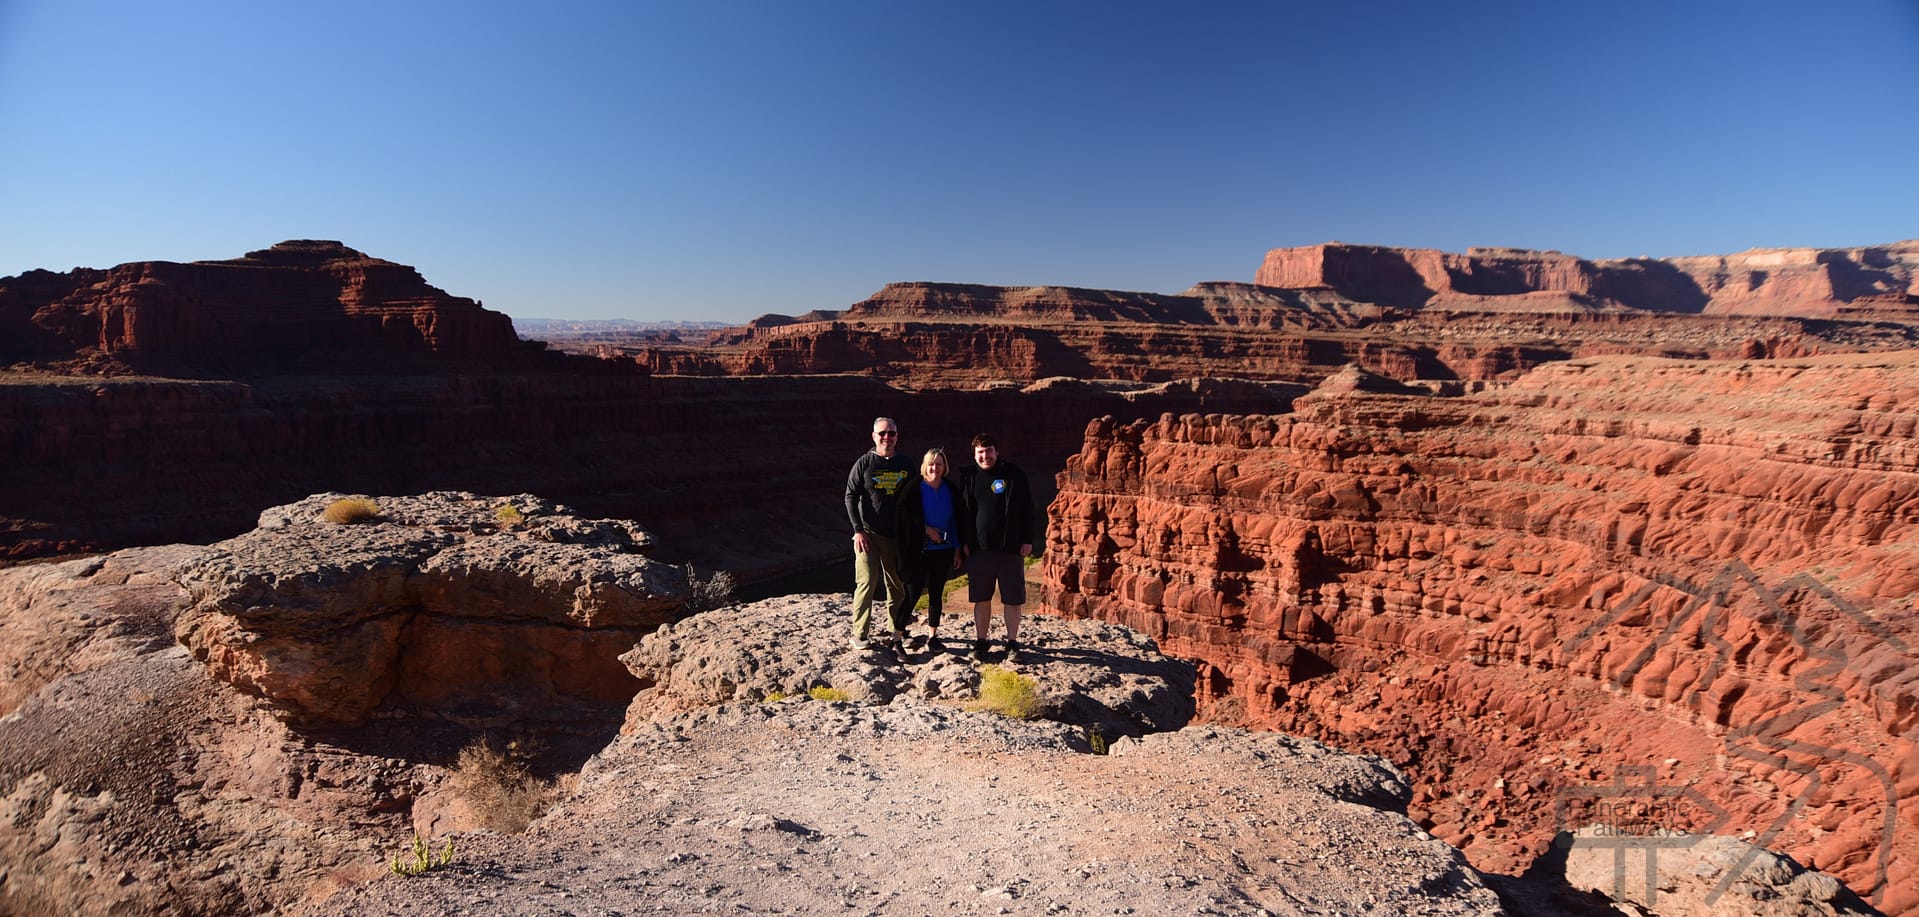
left=1004, top=641, right=1022, bottom=663
left=851, top=635, right=870, bottom=650
left=972, top=639, right=988, bottom=662
left=927, top=635, right=944, bottom=654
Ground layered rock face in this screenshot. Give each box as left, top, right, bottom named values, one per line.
left=0, top=240, right=549, bottom=374
left=1044, top=353, right=1919, bottom=913
left=1256, top=240, right=1919, bottom=317
left=0, top=371, right=1296, bottom=578
left=622, top=278, right=1919, bottom=387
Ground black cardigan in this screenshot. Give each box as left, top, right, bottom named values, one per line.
left=894, top=475, right=968, bottom=587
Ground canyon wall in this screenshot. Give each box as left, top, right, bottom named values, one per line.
left=623, top=279, right=1919, bottom=388
left=0, top=240, right=551, bottom=374
left=1256, top=241, right=1919, bottom=317
left=1043, top=354, right=1919, bottom=913
left=0, top=371, right=1296, bottom=580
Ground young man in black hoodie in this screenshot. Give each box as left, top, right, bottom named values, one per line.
left=961, top=433, right=1033, bottom=662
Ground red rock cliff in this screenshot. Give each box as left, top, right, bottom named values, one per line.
left=1044, top=354, right=1919, bottom=913
left=1257, top=241, right=1919, bottom=317
left=622, top=278, right=1919, bottom=387
left=0, top=240, right=546, bottom=374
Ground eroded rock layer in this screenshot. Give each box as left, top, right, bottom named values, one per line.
left=1043, top=353, right=1919, bottom=914
left=617, top=279, right=1919, bottom=388
left=1256, top=241, right=1919, bottom=318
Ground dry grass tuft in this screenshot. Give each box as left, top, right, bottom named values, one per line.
left=680, top=565, right=739, bottom=614
left=322, top=497, right=381, bottom=525
left=446, top=738, right=555, bottom=833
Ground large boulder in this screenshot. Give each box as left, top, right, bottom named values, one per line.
left=175, top=492, right=687, bottom=728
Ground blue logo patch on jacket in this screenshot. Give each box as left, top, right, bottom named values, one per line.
left=991, top=478, right=1007, bottom=494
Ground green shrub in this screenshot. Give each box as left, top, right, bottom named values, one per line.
left=389, top=833, right=456, bottom=877
left=763, top=690, right=789, bottom=703
left=495, top=504, right=525, bottom=526
left=807, top=686, right=850, bottom=702
left=970, top=665, right=1038, bottom=719
left=322, top=497, right=380, bottom=524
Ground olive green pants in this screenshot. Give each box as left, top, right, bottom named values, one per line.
left=851, top=533, right=909, bottom=639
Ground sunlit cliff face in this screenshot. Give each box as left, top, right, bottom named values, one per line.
left=1043, top=355, right=1919, bottom=913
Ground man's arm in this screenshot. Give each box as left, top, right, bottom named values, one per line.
left=1013, top=465, right=1036, bottom=556
left=844, top=455, right=869, bottom=550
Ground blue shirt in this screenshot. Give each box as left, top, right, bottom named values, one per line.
left=921, top=480, right=957, bottom=550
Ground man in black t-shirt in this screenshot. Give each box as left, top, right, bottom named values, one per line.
left=961, top=433, right=1033, bottom=662
left=844, top=416, right=913, bottom=649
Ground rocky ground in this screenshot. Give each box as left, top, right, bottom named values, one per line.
left=0, top=494, right=1880, bottom=916
left=302, top=596, right=1515, bottom=917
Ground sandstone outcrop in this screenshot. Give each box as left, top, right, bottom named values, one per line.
left=306, top=597, right=1511, bottom=917
left=1044, top=352, right=1919, bottom=913
left=618, top=593, right=1195, bottom=740
left=1560, top=829, right=1876, bottom=916
left=1256, top=240, right=1919, bottom=318
left=1, top=545, right=411, bottom=916
left=0, top=240, right=554, bottom=375
left=174, top=491, right=686, bottom=729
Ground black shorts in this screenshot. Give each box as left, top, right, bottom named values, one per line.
left=966, top=551, right=1027, bottom=605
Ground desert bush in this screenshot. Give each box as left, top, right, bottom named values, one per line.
left=389, top=833, right=456, bottom=877
left=970, top=665, right=1039, bottom=719
left=807, top=686, right=850, bottom=702
left=680, top=565, right=738, bottom=614
left=1084, top=724, right=1109, bottom=755
left=763, top=690, right=789, bottom=703
left=322, top=497, right=381, bottom=524
left=495, top=504, right=525, bottom=526
left=446, top=738, right=554, bottom=833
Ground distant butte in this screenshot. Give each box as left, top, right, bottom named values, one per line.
left=1254, top=240, right=1919, bottom=317
left=0, top=240, right=559, bottom=376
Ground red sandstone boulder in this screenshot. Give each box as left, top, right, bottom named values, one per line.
left=174, top=492, right=687, bottom=728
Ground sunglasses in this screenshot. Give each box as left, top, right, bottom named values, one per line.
left=874, top=430, right=898, bottom=437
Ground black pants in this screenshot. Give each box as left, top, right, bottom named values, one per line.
left=918, top=549, right=959, bottom=630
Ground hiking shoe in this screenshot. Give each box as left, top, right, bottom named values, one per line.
left=927, top=635, right=944, bottom=654
left=851, top=636, right=870, bottom=650
left=1004, top=641, right=1022, bottom=663
left=972, top=639, right=988, bottom=662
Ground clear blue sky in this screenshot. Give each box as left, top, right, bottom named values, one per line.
left=3, top=1, right=1916, bottom=322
